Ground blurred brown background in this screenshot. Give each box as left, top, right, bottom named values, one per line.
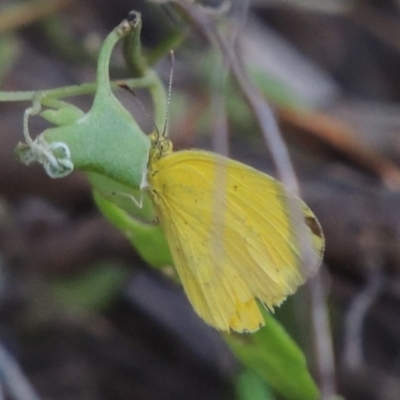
left=2, top=1, right=400, bottom=399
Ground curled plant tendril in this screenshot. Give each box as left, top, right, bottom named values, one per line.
left=21, top=101, right=74, bottom=178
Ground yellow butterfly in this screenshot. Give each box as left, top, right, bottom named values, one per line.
left=145, top=131, right=324, bottom=332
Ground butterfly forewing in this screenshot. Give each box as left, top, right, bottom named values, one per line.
left=148, top=150, right=324, bottom=332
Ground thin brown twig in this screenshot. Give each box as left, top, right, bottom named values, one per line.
left=150, top=1, right=337, bottom=396
left=309, top=271, right=338, bottom=399
left=342, top=229, right=386, bottom=371
left=160, top=0, right=320, bottom=277
left=0, top=342, right=42, bottom=400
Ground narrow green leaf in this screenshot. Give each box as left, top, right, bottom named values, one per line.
left=235, top=368, right=276, bottom=400
left=93, top=190, right=172, bottom=268
left=226, top=311, right=319, bottom=400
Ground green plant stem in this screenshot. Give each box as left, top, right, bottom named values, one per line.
left=95, top=18, right=129, bottom=99
left=122, top=11, right=148, bottom=77
left=0, top=9, right=168, bottom=135
left=0, top=74, right=158, bottom=103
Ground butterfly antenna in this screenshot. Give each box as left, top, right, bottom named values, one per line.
left=118, top=82, right=160, bottom=136
left=162, top=50, right=175, bottom=138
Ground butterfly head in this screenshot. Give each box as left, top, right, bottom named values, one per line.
left=148, top=131, right=173, bottom=161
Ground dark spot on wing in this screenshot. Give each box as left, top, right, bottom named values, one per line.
left=305, top=216, right=323, bottom=238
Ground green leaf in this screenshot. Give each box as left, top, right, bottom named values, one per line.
left=226, top=310, right=319, bottom=400
left=87, top=172, right=173, bottom=268
left=92, top=186, right=172, bottom=268
left=235, top=368, right=276, bottom=400
left=87, top=172, right=155, bottom=221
